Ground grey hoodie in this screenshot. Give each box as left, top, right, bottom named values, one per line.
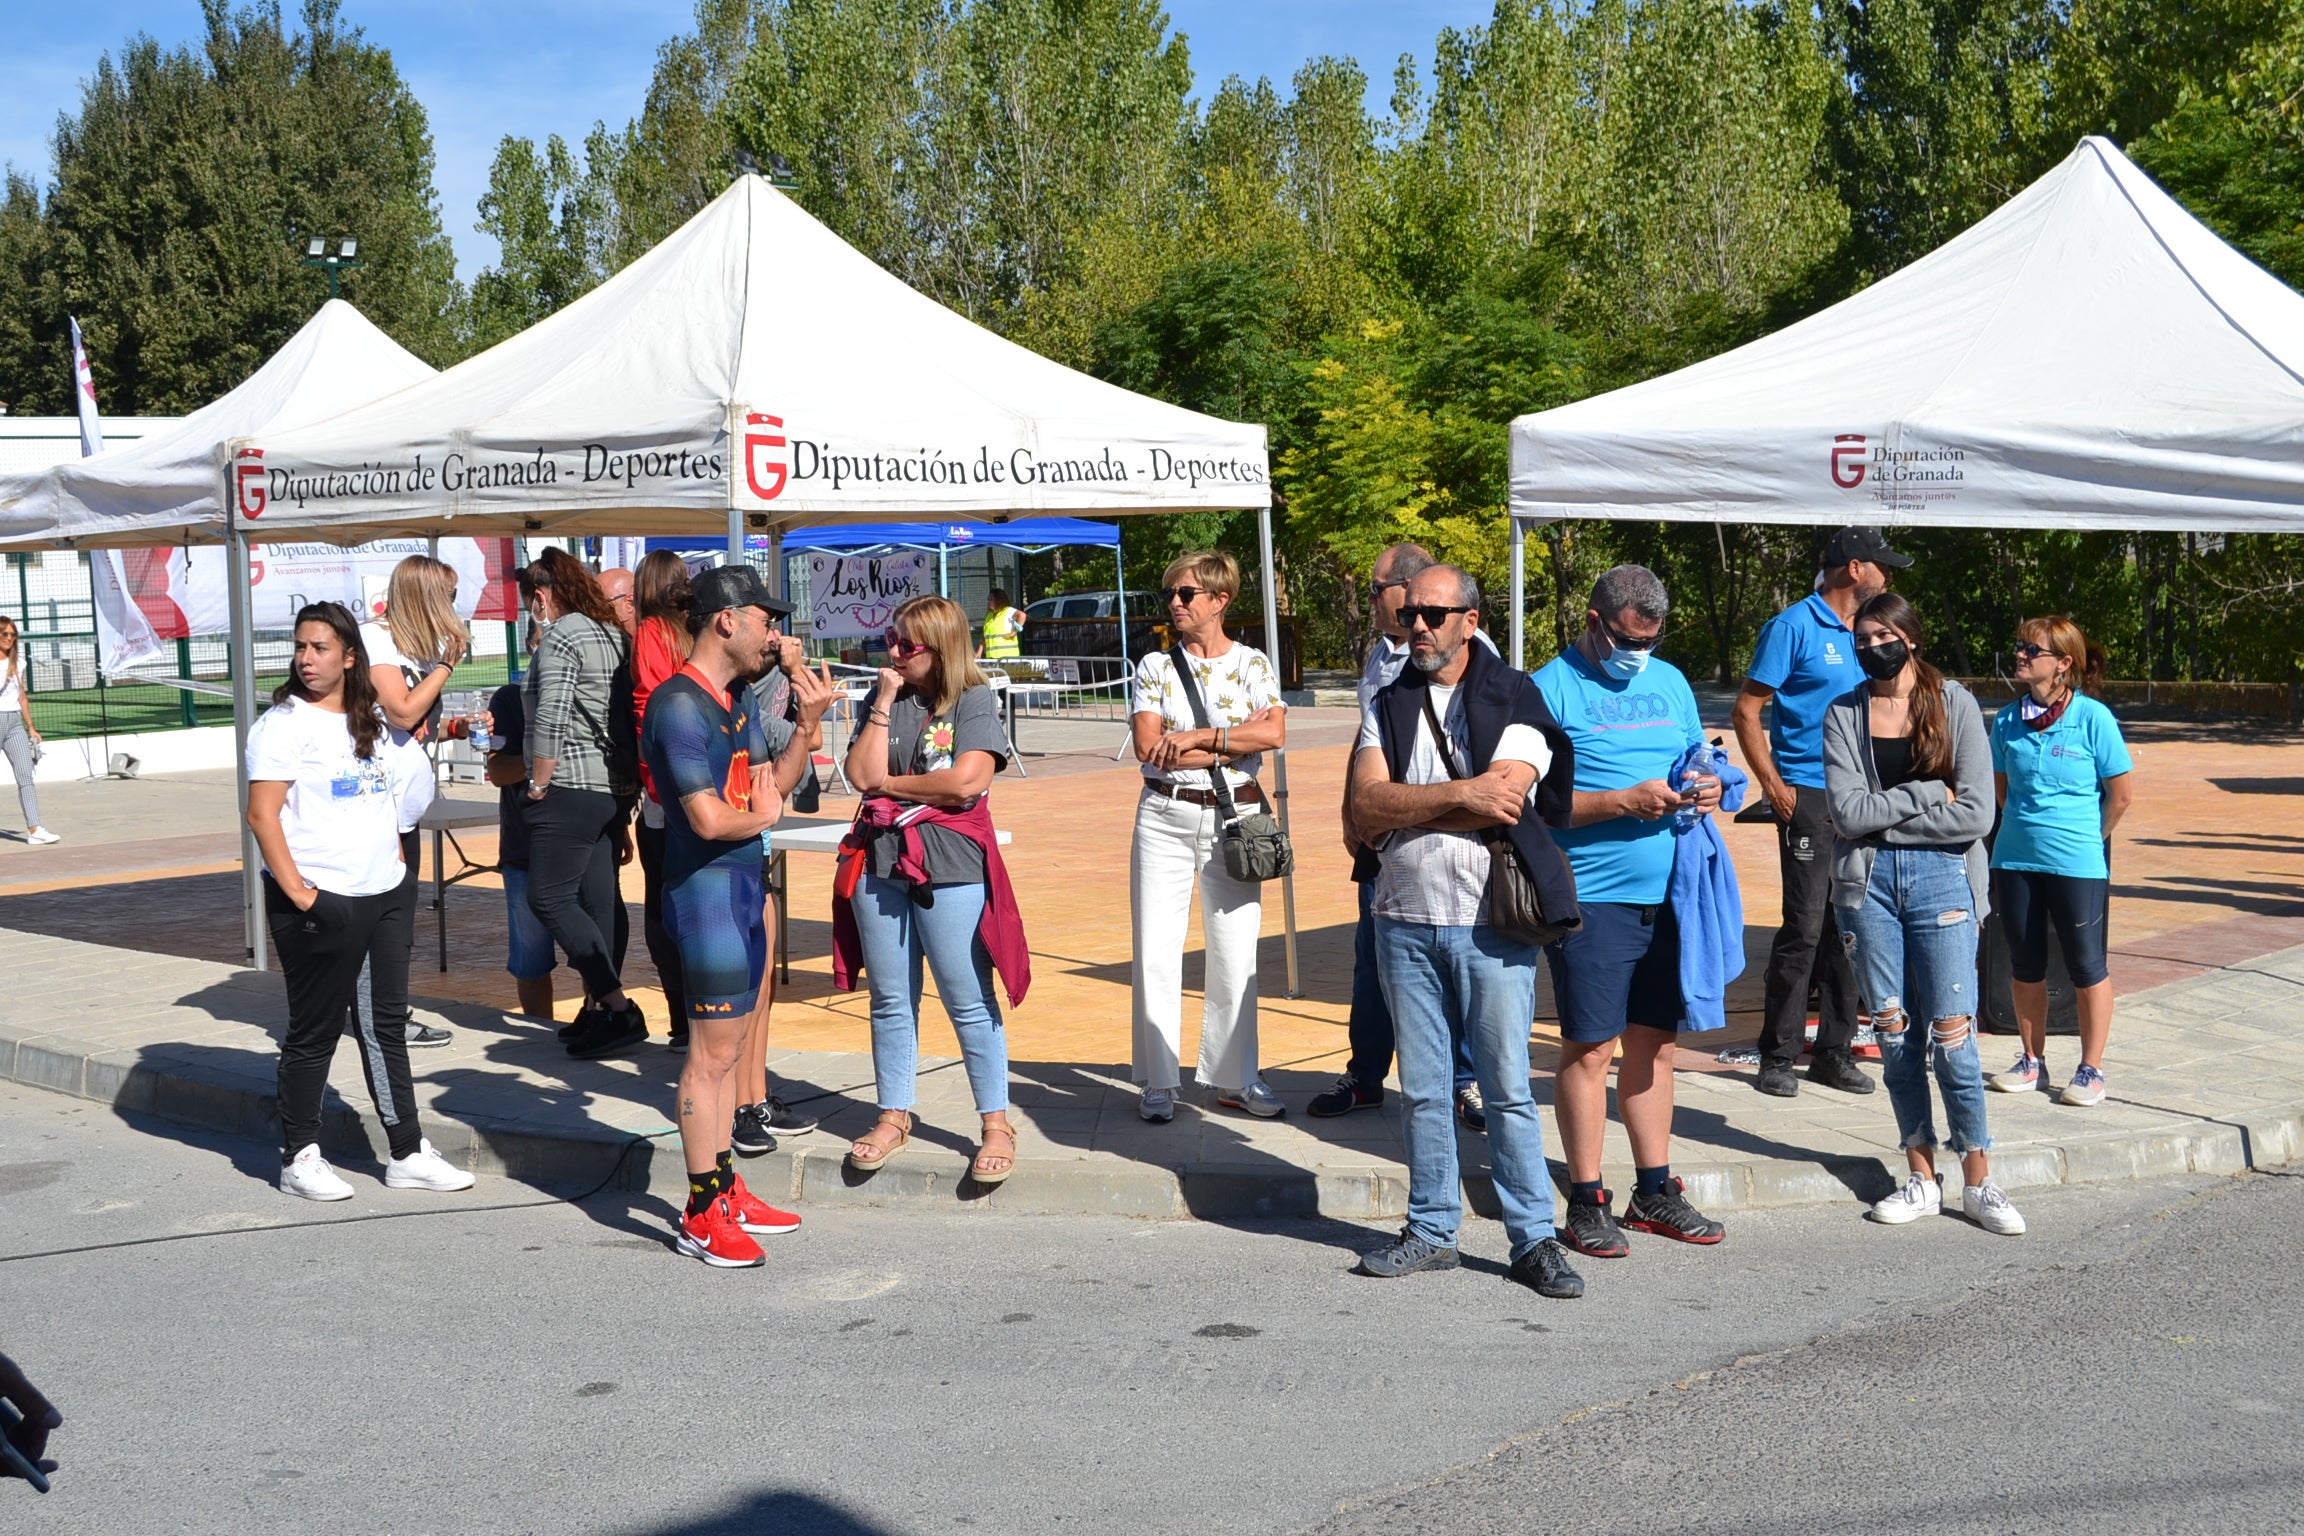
left=1821, top=675, right=1995, bottom=920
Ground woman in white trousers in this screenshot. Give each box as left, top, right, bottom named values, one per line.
left=1128, top=550, right=1288, bottom=1122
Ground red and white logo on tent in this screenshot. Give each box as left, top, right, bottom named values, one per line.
left=236, top=447, right=268, bottom=518
left=745, top=412, right=788, bottom=501
left=1830, top=434, right=1867, bottom=489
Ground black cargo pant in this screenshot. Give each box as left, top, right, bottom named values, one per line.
left=1758, top=787, right=1860, bottom=1069
left=267, top=870, right=424, bottom=1162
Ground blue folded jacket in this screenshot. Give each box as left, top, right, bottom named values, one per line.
left=1669, top=743, right=1749, bottom=1033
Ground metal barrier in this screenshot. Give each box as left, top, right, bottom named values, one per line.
left=989, top=655, right=1136, bottom=723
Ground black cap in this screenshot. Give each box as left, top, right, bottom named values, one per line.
left=1819, top=526, right=1913, bottom=570
left=690, top=562, right=793, bottom=621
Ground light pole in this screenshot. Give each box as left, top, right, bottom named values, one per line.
left=302, top=236, right=362, bottom=301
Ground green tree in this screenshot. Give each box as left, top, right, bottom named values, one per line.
left=0, top=0, right=461, bottom=414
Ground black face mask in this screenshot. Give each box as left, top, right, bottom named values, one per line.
left=1856, top=639, right=1910, bottom=680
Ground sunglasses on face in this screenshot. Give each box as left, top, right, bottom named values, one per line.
left=1161, top=586, right=1213, bottom=606
left=2013, top=642, right=2053, bottom=662
left=882, top=628, right=927, bottom=659
left=1403, top=605, right=1477, bottom=631
left=1596, top=614, right=1664, bottom=651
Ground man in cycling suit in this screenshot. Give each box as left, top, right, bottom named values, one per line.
left=643, top=563, right=802, bottom=1267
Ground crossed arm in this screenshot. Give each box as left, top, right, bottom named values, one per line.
left=1348, top=745, right=1537, bottom=835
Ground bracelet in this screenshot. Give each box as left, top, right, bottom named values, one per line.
left=1218, top=726, right=1229, bottom=757
left=865, top=709, right=890, bottom=726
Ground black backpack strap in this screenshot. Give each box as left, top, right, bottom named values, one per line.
left=1167, top=644, right=1241, bottom=821
left=1418, top=687, right=1466, bottom=781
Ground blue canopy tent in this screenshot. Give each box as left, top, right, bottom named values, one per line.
left=646, top=516, right=1132, bottom=659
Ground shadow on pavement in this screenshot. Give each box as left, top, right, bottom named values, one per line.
left=612, top=1489, right=898, bottom=1535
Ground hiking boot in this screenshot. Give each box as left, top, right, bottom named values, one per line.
left=1357, top=1229, right=1461, bottom=1278
left=1508, top=1238, right=1585, bottom=1299
left=1560, top=1191, right=1630, bottom=1258
left=1756, top=1063, right=1800, bottom=1098
left=1808, top=1050, right=1876, bottom=1095
left=1622, top=1177, right=1725, bottom=1244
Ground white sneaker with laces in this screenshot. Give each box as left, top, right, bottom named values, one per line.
left=1866, top=1171, right=1941, bottom=1225
left=280, top=1144, right=354, bottom=1202
left=25, top=828, right=59, bottom=845
left=383, top=1139, right=476, bottom=1191
left=1963, top=1181, right=2027, bottom=1235
left=1988, top=1053, right=2044, bottom=1093
left=1138, top=1088, right=1176, bottom=1123
left=1217, top=1079, right=1286, bottom=1118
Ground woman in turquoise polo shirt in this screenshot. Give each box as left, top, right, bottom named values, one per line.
left=1986, top=616, right=2135, bottom=1107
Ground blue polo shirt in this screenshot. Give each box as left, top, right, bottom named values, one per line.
left=1747, top=592, right=1857, bottom=789
left=1533, top=648, right=1704, bottom=906
left=1989, top=694, right=2132, bottom=879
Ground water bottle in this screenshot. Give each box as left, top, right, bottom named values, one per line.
left=1676, top=742, right=1718, bottom=828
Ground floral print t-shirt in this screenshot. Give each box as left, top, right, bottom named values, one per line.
left=880, top=682, right=1008, bottom=884
left=1130, top=642, right=1285, bottom=791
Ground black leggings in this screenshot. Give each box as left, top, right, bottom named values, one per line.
left=266, top=872, right=423, bottom=1162
left=1995, top=868, right=2111, bottom=988
left=353, top=829, right=421, bottom=1043
left=521, top=787, right=630, bottom=1001
left=635, top=818, right=689, bottom=1030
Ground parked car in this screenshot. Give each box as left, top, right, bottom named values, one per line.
left=1020, top=590, right=1160, bottom=659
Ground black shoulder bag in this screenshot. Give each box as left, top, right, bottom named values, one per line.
left=1169, top=645, right=1294, bottom=884
left=1417, top=687, right=1568, bottom=947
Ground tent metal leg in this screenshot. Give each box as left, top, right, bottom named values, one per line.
left=1509, top=516, right=1526, bottom=671
left=1255, top=504, right=1300, bottom=999
left=225, top=496, right=264, bottom=971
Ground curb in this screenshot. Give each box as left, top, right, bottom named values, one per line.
left=8, top=1027, right=2299, bottom=1220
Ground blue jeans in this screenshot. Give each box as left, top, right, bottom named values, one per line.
left=1374, top=918, right=1557, bottom=1259
left=852, top=874, right=1010, bottom=1114
left=1838, top=847, right=1992, bottom=1155
left=1347, top=880, right=1476, bottom=1092
left=501, top=866, right=557, bottom=981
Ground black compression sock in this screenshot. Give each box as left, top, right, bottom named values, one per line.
left=1569, top=1179, right=1605, bottom=1206
left=1635, top=1164, right=1673, bottom=1198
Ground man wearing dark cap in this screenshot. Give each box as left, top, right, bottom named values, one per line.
left=642, top=563, right=805, bottom=1266
left=1731, top=527, right=1911, bottom=1098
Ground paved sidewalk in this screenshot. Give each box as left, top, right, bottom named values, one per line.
left=5, top=921, right=2299, bottom=1221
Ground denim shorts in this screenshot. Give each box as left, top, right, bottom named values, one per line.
left=1545, top=900, right=1686, bottom=1043
left=501, top=865, right=557, bottom=981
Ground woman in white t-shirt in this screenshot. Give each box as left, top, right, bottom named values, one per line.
left=246, top=601, right=473, bottom=1203
left=1126, top=550, right=1288, bottom=1123
left=0, top=617, right=58, bottom=845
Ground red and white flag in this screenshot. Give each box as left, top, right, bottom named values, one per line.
left=68, top=316, right=103, bottom=458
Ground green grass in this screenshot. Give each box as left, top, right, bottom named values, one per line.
left=32, top=656, right=525, bottom=740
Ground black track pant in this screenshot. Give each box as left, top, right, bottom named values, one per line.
left=1758, top=788, right=1860, bottom=1068
left=267, top=872, right=423, bottom=1162
left=636, top=818, right=689, bottom=1030
left=522, top=787, right=629, bottom=1001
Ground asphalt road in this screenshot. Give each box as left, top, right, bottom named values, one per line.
left=0, top=1080, right=2288, bottom=1535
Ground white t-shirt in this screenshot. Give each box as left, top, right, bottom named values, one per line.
left=383, top=722, right=436, bottom=835
left=1131, top=642, right=1285, bottom=790
left=245, top=696, right=406, bottom=896
left=0, top=664, right=19, bottom=712
left=360, top=620, right=415, bottom=678
left=1357, top=680, right=1552, bottom=926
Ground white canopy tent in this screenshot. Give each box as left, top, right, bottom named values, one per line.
left=0, top=300, right=435, bottom=546
left=1504, top=136, right=2304, bottom=664
left=42, top=174, right=1286, bottom=980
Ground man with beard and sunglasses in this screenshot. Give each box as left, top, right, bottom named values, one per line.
left=1351, top=566, right=1585, bottom=1299
left=1732, top=527, right=1910, bottom=1099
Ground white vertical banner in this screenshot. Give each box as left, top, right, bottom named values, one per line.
left=90, top=550, right=168, bottom=676
left=69, top=316, right=103, bottom=458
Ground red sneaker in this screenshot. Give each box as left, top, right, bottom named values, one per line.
left=727, top=1173, right=801, bottom=1236
left=675, top=1195, right=765, bottom=1268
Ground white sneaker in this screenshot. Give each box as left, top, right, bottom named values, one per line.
left=383, top=1139, right=476, bottom=1191
left=1138, top=1088, right=1176, bottom=1123
left=1962, top=1181, right=2027, bottom=1235
left=1866, top=1170, right=1941, bottom=1225
left=24, top=828, right=59, bottom=845
left=280, top=1144, right=354, bottom=1202
left=1216, top=1079, right=1286, bottom=1118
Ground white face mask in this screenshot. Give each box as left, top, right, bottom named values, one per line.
left=1600, top=644, right=1651, bottom=680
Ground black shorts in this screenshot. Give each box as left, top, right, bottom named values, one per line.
left=1545, top=900, right=1686, bottom=1044
left=1994, top=868, right=2110, bottom=989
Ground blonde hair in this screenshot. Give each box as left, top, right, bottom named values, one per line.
left=892, top=594, right=990, bottom=717
left=0, top=616, right=17, bottom=684
left=1161, top=549, right=1240, bottom=603
left=383, top=555, right=469, bottom=666
left=2018, top=614, right=2107, bottom=697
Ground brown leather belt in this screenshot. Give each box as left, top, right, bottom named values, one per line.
left=1147, top=780, right=1264, bottom=809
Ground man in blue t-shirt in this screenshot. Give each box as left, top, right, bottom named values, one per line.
left=1731, top=527, right=1908, bottom=1099
left=1534, top=565, right=1727, bottom=1258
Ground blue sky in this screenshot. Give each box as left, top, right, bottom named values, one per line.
left=1, top=1, right=1487, bottom=283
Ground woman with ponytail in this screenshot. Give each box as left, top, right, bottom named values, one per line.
left=1986, top=616, right=2135, bottom=1107
left=1823, top=594, right=2021, bottom=1234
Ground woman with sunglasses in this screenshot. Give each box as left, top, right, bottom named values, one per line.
left=247, top=602, right=472, bottom=1200
left=1824, top=594, right=2021, bottom=1233
left=1987, top=617, right=2133, bottom=1106
left=836, top=596, right=1029, bottom=1184
left=1127, top=551, right=1288, bottom=1122
left=0, top=617, right=58, bottom=845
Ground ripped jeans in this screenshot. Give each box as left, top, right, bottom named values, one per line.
left=1838, top=847, right=1992, bottom=1155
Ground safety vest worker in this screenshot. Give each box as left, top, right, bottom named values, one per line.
left=981, top=588, right=1025, bottom=661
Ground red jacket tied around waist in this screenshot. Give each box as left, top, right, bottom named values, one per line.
left=830, top=794, right=1032, bottom=1008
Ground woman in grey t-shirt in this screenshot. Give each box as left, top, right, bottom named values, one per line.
left=842, top=595, right=1018, bottom=1184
